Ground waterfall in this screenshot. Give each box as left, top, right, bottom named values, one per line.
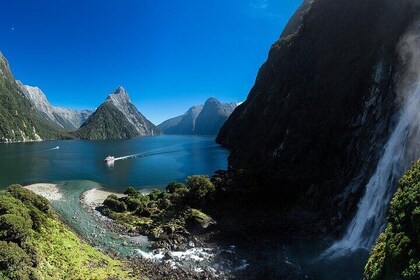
left=325, top=23, right=420, bottom=256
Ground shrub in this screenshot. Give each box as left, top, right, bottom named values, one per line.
left=169, top=187, right=189, bottom=205
left=29, top=206, right=47, bottom=231
left=0, top=241, right=33, bottom=280
left=123, top=187, right=140, bottom=196
left=124, top=197, right=143, bottom=212
left=0, top=213, right=32, bottom=244
left=7, top=184, right=50, bottom=214
left=365, top=160, right=420, bottom=279
left=186, top=175, right=216, bottom=202
left=148, top=189, right=161, bottom=201
left=165, top=182, right=187, bottom=194
left=103, top=196, right=127, bottom=213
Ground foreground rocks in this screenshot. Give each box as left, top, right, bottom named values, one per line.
left=99, top=176, right=217, bottom=251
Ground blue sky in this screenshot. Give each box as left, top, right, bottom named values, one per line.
left=0, top=0, right=302, bottom=124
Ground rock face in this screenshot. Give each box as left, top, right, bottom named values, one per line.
left=0, top=52, right=64, bottom=142
left=216, top=0, right=420, bottom=231
left=195, top=98, right=237, bottom=135
left=158, top=98, right=237, bottom=135
left=18, top=82, right=92, bottom=131
left=158, top=105, right=203, bottom=135
left=75, top=86, right=161, bottom=140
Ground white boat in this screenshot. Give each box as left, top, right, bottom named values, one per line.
left=104, top=156, right=115, bottom=162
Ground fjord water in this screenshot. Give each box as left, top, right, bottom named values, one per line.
left=0, top=135, right=229, bottom=190
left=0, top=135, right=245, bottom=272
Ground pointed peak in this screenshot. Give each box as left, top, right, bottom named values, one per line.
left=114, top=86, right=127, bottom=95
left=107, top=86, right=129, bottom=98
left=106, top=86, right=131, bottom=104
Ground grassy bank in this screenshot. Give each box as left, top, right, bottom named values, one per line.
left=0, top=184, right=134, bottom=280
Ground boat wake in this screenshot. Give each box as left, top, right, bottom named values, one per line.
left=104, top=143, right=190, bottom=164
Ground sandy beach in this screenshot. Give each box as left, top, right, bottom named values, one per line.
left=81, top=188, right=126, bottom=209
left=25, top=183, right=63, bottom=201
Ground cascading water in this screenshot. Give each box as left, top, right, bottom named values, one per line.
left=325, top=22, right=420, bottom=255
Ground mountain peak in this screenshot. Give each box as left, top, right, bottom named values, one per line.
left=204, top=97, right=220, bottom=105
left=76, top=87, right=161, bottom=139
left=107, top=86, right=131, bottom=103
left=159, top=98, right=236, bottom=135
left=114, top=86, right=127, bottom=95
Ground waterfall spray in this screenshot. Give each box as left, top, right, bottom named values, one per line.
left=324, top=22, right=420, bottom=256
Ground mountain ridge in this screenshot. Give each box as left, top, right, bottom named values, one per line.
left=74, top=86, right=161, bottom=140
left=0, top=52, right=66, bottom=142
left=18, top=82, right=92, bottom=131
left=158, top=97, right=237, bottom=135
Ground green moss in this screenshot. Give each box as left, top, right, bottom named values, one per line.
left=365, top=160, right=420, bottom=280
left=31, top=214, right=133, bottom=279
left=0, top=184, right=135, bottom=280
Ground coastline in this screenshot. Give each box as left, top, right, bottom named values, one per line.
left=22, top=182, right=230, bottom=278
left=24, top=183, right=63, bottom=201
left=81, top=188, right=126, bottom=210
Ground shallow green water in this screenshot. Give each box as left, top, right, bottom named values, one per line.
left=51, top=180, right=149, bottom=256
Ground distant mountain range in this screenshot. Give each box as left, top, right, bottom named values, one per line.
left=74, top=86, right=162, bottom=140
left=0, top=52, right=65, bottom=142
left=0, top=51, right=237, bottom=141
left=158, top=98, right=238, bottom=135
left=18, top=82, right=93, bottom=131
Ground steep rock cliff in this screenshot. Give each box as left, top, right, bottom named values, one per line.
left=0, top=52, right=64, bottom=142
left=216, top=0, right=420, bottom=231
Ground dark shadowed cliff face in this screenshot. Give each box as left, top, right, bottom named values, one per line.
left=158, top=105, right=203, bottom=134
left=194, top=98, right=237, bottom=135
left=158, top=98, right=237, bottom=135
left=217, top=0, right=420, bottom=231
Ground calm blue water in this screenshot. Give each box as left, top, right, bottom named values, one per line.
left=0, top=135, right=229, bottom=190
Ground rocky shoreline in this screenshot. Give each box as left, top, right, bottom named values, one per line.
left=25, top=183, right=226, bottom=279
left=80, top=187, right=232, bottom=279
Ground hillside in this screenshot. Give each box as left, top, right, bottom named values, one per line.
left=18, top=82, right=92, bottom=131
left=0, top=184, right=133, bottom=279
left=0, top=52, right=65, bottom=142
left=216, top=0, right=420, bottom=232
left=158, top=98, right=236, bottom=135
left=74, top=86, right=161, bottom=140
